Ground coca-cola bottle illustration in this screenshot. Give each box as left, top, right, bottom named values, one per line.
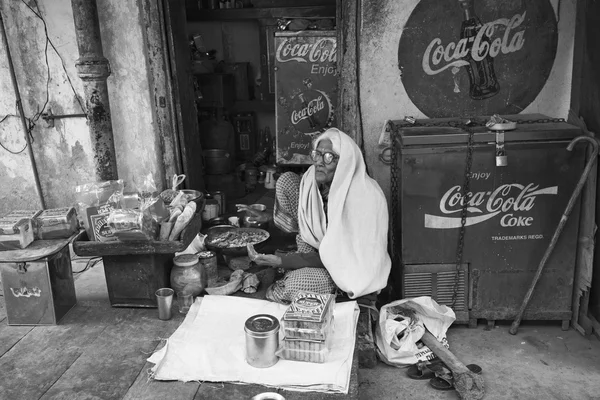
left=459, top=0, right=500, bottom=100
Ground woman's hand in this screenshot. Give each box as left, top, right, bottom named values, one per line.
left=247, top=244, right=282, bottom=266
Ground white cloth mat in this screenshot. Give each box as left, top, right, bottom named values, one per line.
left=148, top=295, right=359, bottom=394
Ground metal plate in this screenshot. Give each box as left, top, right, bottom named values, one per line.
left=205, top=227, right=270, bottom=257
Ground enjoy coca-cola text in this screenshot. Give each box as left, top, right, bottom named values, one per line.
left=276, top=38, right=337, bottom=64
left=422, top=12, right=527, bottom=75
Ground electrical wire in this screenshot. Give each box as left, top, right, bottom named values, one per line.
left=0, top=0, right=87, bottom=155
left=72, top=256, right=103, bottom=274
left=21, top=0, right=86, bottom=114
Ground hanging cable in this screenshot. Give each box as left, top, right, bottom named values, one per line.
left=20, top=0, right=86, bottom=114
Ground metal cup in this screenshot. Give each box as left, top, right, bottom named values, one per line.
left=155, top=288, right=174, bottom=320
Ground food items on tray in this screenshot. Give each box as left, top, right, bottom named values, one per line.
left=0, top=217, right=35, bottom=251
left=169, top=202, right=196, bottom=241
left=206, top=229, right=269, bottom=249
left=107, top=209, right=158, bottom=241
left=277, top=292, right=336, bottom=363
left=36, top=207, right=79, bottom=240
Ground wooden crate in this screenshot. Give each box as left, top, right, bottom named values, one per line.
left=72, top=215, right=202, bottom=308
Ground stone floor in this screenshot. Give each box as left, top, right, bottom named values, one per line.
left=69, top=255, right=600, bottom=400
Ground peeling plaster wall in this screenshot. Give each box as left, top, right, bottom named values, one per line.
left=0, top=0, right=165, bottom=216
left=97, top=0, right=163, bottom=192
left=357, top=0, right=576, bottom=200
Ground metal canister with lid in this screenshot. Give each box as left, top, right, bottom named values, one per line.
left=202, top=198, right=220, bottom=222
left=244, top=314, right=280, bottom=368
left=212, top=191, right=226, bottom=216
left=198, top=250, right=218, bottom=287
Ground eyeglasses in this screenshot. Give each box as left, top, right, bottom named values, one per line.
left=310, top=150, right=339, bottom=165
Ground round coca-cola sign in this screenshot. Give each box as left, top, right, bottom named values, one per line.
left=289, top=86, right=334, bottom=136
left=397, top=0, right=558, bottom=118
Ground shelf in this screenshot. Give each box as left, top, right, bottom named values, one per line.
left=187, top=5, right=336, bottom=21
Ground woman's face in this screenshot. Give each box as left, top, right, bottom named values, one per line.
left=313, top=139, right=338, bottom=185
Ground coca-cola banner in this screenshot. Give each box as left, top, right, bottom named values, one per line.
left=274, top=31, right=337, bottom=165
left=397, top=0, right=558, bottom=118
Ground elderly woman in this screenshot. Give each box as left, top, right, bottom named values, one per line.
left=248, top=128, right=391, bottom=303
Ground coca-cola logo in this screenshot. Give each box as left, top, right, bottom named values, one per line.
left=276, top=38, right=337, bottom=64
left=423, top=12, right=526, bottom=76
left=424, top=183, right=558, bottom=229
left=291, top=95, right=325, bottom=125
left=289, top=89, right=334, bottom=136
left=397, top=0, right=558, bottom=117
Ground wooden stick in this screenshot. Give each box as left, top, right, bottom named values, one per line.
left=421, top=331, right=469, bottom=374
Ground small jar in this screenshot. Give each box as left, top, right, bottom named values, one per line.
left=202, top=199, right=220, bottom=222
left=198, top=250, right=218, bottom=287
left=244, top=314, right=280, bottom=368
left=170, top=254, right=206, bottom=296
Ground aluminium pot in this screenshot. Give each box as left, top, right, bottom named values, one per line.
left=203, top=149, right=231, bottom=174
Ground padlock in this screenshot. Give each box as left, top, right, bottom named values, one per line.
left=495, top=130, right=507, bottom=167
left=496, top=154, right=508, bottom=167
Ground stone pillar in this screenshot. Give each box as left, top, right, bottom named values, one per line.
left=71, top=0, right=118, bottom=181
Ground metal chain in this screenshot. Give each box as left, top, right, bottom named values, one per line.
left=451, top=126, right=475, bottom=310
left=390, top=124, right=400, bottom=297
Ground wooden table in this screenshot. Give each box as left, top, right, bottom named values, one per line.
left=0, top=260, right=359, bottom=399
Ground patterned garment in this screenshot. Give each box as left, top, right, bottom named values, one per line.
left=266, top=267, right=336, bottom=304
left=268, top=172, right=336, bottom=303
left=273, top=172, right=300, bottom=233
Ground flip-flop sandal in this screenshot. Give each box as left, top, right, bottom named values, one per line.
left=406, top=359, right=445, bottom=380
left=429, top=364, right=483, bottom=391
left=407, top=364, right=435, bottom=380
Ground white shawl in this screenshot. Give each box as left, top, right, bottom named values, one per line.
left=298, top=128, right=391, bottom=298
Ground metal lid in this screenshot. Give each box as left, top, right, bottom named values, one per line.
left=244, top=314, right=280, bottom=338
left=173, top=253, right=199, bottom=267
left=394, top=114, right=582, bottom=146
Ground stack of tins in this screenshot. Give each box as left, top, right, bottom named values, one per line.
left=199, top=113, right=241, bottom=199
left=278, top=292, right=336, bottom=363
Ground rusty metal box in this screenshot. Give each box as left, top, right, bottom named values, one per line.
left=0, top=244, right=76, bottom=325
left=393, top=115, right=585, bottom=326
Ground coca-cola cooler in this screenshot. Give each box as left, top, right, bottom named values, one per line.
left=274, top=31, right=337, bottom=165
left=393, top=114, right=585, bottom=327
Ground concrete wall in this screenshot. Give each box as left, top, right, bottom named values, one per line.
left=0, top=0, right=165, bottom=216
left=357, top=0, right=576, bottom=199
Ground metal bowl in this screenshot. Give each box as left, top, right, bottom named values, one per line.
left=180, top=189, right=205, bottom=213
